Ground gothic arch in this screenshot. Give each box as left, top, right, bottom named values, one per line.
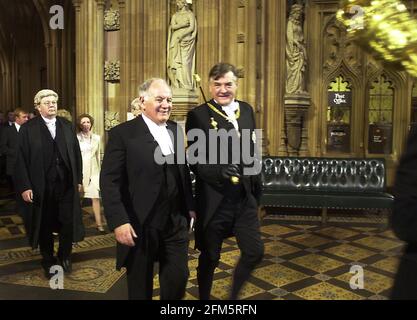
left=324, top=60, right=361, bottom=91
left=367, top=68, right=407, bottom=91
left=32, top=0, right=51, bottom=45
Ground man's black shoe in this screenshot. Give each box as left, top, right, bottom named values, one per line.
left=58, top=257, right=72, bottom=273
left=41, top=257, right=57, bottom=280
left=43, top=266, right=54, bottom=280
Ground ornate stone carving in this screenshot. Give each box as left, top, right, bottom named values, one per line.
left=104, top=60, right=120, bottom=82
left=237, top=33, right=245, bottom=43
left=323, top=16, right=362, bottom=75
left=104, top=111, right=120, bottom=131
left=236, top=67, right=245, bottom=78
left=104, top=9, right=120, bottom=31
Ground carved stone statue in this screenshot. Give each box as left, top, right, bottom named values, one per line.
left=167, top=0, right=197, bottom=90
left=285, top=4, right=307, bottom=94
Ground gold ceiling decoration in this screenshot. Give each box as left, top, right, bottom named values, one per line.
left=337, top=0, right=417, bottom=77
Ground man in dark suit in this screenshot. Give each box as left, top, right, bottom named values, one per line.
left=100, top=78, right=195, bottom=300
left=0, top=111, right=7, bottom=186
left=0, top=108, right=29, bottom=192
left=14, top=89, right=84, bottom=278
left=390, top=126, right=417, bottom=299
left=185, top=62, right=264, bottom=300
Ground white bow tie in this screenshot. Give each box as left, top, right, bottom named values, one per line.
left=44, top=119, right=56, bottom=125
left=221, top=101, right=239, bottom=113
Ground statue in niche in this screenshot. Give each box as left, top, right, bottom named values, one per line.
left=167, top=0, right=197, bottom=90
left=285, top=4, right=307, bottom=94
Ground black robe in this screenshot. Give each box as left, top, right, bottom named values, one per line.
left=14, top=116, right=84, bottom=249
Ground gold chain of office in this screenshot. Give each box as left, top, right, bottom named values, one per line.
left=207, top=102, right=240, bottom=121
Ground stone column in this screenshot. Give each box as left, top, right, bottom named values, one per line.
left=72, top=0, right=105, bottom=144
left=118, top=0, right=142, bottom=122
left=45, top=34, right=61, bottom=95
left=93, top=0, right=105, bottom=145
left=72, top=0, right=85, bottom=115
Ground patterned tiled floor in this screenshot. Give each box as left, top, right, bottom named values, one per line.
left=0, top=195, right=407, bottom=300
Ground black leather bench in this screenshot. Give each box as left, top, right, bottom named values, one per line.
left=260, top=157, right=394, bottom=222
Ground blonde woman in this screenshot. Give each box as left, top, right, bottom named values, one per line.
left=77, top=114, right=104, bottom=232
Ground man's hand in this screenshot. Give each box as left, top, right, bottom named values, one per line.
left=114, top=223, right=138, bottom=247
left=188, top=210, right=196, bottom=220
left=78, top=184, right=83, bottom=193
left=221, top=164, right=241, bottom=180
left=189, top=210, right=197, bottom=233
left=22, top=189, right=33, bottom=203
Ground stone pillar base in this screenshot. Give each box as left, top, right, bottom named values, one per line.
left=283, top=93, right=311, bottom=156
left=171, top=88, right=199, bottom=126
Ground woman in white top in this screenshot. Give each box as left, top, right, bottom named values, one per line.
left=77, top=114, right=105, bottom=232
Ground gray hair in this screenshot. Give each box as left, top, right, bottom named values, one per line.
left=34, top=89, right=58, bottom=107
left=138, top=78, right=171, bottom=100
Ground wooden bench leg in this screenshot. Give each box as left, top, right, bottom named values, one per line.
left=321, top=207, right=328, bottom=224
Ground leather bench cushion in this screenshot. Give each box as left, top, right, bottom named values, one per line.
left=262, top=157, right=386, bottom=193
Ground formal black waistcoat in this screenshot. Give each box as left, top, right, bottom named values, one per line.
left=149, top=153, right=185, bottom=230
left=40, top=119, right=71, bottom=187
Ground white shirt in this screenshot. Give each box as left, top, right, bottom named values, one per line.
left=220, top=100, right=240, bottom=132
left=41, top=115, right=57, bottom=139
left=141, top=114, right=174, bottom=156
left=14, top=123, right=21, bottom=132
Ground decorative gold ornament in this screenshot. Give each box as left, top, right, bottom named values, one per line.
left=210, top=117, right=218, bottom=130
left=193, top=74, right=201, bottom=84
left=104, top=60, right=120, bottom=82
left=104, top=9, right=120, bottom=31
left=230, top=176, right=240, bottom=185
left=104, top=111, right=120, bottom=131
left=207, top=102, right=241, bottom=122
left=337, top=0, right=417, bottom=77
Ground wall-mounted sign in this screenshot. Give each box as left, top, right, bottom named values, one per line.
left=328, top=91, right=352, bottom=107
left=327, top=124, right=350, bottom=153
left=368, top=124, right=392, bottom=154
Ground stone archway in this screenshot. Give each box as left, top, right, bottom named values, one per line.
left=0, top=0, right=75, bottom=114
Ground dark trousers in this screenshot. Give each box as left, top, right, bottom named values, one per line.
left=0, top=155, right=6, bottom=182
left=125, top=215, right=189, bottom=300
left=391, top=244, right=417, bottom=299
left=39, top=178, right=74, bottom=268
left=6, top=174, right=14, bottom=194
left=197, top=194, right=264, bottom=300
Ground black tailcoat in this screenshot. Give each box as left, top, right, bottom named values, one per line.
left=185, top=99, right=262, bottom=249
left=100, top=116, right=194, bottom=269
